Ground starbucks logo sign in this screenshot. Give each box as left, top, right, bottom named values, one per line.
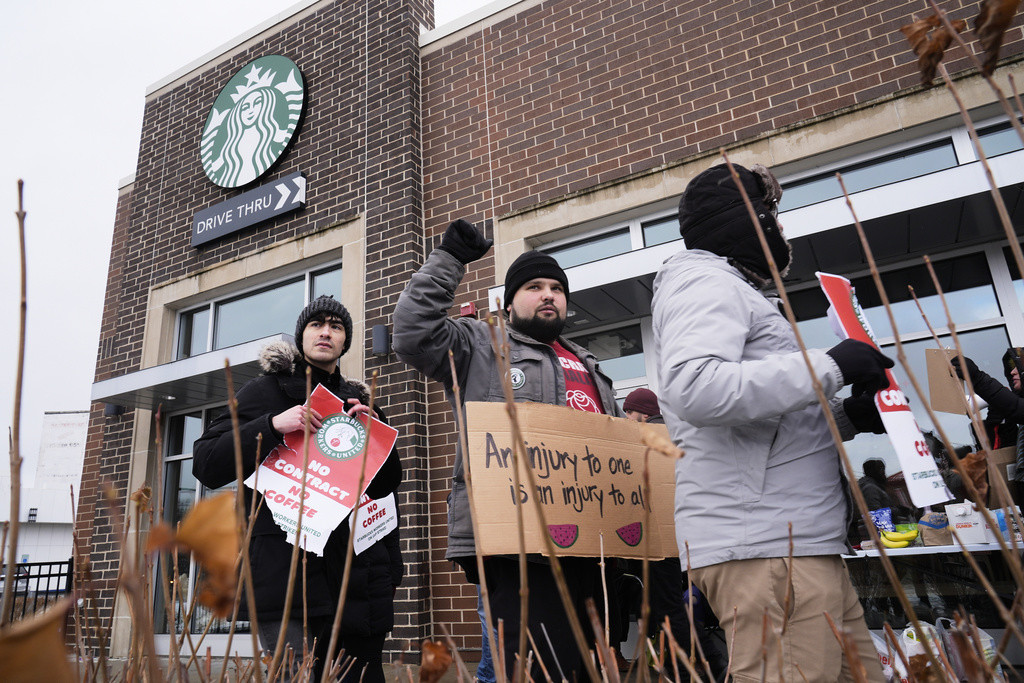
left=200, top=55, right=305, bottom=188
left=316, top=414, right=367, bottom=461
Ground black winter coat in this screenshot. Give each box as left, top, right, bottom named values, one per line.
left=192, top=341, right=403, bottom=634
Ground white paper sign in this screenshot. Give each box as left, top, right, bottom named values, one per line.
left=244, top=385, right=398, bottom=555
left=349, top=493, right=398, bottom=555
left=817, top=272, right=953, bottom=507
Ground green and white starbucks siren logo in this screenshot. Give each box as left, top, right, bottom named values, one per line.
left=316, top=414, right=367, bottom=461
left=200, top=55, right=305, bottom=188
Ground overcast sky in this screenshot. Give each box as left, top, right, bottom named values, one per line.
left=0, top=0, right=487, bottom=486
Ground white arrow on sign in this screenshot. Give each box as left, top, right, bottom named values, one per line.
left=274, top=176, right=307, bottom=210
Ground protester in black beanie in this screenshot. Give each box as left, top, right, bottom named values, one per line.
left=503, top=250, right=570, bottom=306
left=294, top=294, right=353, bottom=357
left=677, top=163, right=790, bottom=285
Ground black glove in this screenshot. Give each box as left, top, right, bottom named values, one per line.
left=437, top=219, right=493, bottom=264
left=949, top=355, right=981, bottom=383
left=843, top=394, right=886, bottom=434
left=825, top=339, right=894, bottom=394
left=952, top=355, right=1024, bottom=420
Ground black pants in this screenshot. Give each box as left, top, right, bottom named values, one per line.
left=484, top=556, right=600, bottom=681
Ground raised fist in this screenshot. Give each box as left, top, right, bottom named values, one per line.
left=438, top=219, right=493, bottom=264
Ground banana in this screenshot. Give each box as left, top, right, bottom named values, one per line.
left=879, top=533, right=910, bottom=549
left=882, top=529, right=919, bottom=542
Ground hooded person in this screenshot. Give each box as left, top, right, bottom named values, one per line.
left=392, top=219, right=621, bottom=680
left=952, top=348, right=1024, bottom=492
left=858, top=458, right=894, bottom=512
left=193, top=295, right=403, bottom=683
left=651, top=163, right=891, bottom=682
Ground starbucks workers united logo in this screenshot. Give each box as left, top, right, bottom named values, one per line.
left=200, top=55, right=305, bottom=188
left=316, top=415, right=368, bottom=461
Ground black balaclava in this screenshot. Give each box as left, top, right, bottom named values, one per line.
left=677, top=163, right=791, bottom=284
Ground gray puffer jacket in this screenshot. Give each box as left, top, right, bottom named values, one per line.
left=651, top=249, right=856, bottom=570
left=393, top=249, right=621, bottom=560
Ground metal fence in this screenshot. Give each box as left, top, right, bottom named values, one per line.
left=0, top=559, right=73, bottom=622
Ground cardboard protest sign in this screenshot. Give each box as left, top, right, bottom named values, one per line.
left=817, top=272, right=952, bottom=507
left=349, top=492, right=398, bottom=555
left=465, top=401, right=678, bottom=559
left=245, top=384, right=398, bottom=556
left=926, top=348, right=970, bottom=414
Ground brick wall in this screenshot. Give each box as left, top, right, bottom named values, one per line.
left=81, top=0, right=1024, bottom=664
left=418, top=0, right=1024, bottom=652
left=423, top=0, right=1022, bottom=224
left=80, top=0, right=434, bottom=660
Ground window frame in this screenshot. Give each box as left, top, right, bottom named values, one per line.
left=173, top=260, right=343, bottom=360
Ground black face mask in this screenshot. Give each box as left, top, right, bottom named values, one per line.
left=509, top=309, right=566, bottom=343
left=678, top=164, right=791, bottom=282
left=696, top=209, right=790, bottom=283
left=741, top=212, right=791, bottom=280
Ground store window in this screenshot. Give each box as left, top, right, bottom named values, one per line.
left=154, top=409, right=248, bottom=636
left=640, top=215, right=679, bottom=248
left=566, top=323, right=646, bottom=385
left=539, top=210, right=680, bottom=270
left=978, top=120, right=1024, bottom=158
left=790, top=252, right=1011, bottom=464
left=778, top=140, right=958, bottom=212
left=545, top=228, right=632, bottom=269
left=159, top=263, right=343, bottom=634
left=852, top=256, right=1001, bottom=339
left=176, top=263, right=342, bottom=359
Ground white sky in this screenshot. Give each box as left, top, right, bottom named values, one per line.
left=0, top=0, right=488, bottom=486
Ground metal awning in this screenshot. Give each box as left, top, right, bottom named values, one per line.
left=91, top=334, right=292, bottom=412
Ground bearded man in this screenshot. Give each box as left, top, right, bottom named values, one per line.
left=393, top=219, right=622, bottom=679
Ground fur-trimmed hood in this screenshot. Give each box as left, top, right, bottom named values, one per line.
left=258, top=340, right=370, bottom=397
left=259, top=340, right=301, bottom=375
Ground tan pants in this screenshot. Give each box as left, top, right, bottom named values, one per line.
left=691, top=556, right=885, bottom=683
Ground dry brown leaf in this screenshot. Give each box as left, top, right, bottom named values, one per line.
left=148, top=491, right=239, bottom=617
left=0, top=597, right=75, bottom=683
left=145, top=521, right=175, bottom=553
left=419, top=640, right=452, bottom=683
left=908, top=653, right=944, bottom=682
left=900, top=14, right=968, bottom=84
left=130, top=484, right=152, bottom=511
left=975, top=0, right=1023, bottom=75
left=949, top=628, right=988, bottom=682
left=963, top=450, right=988, bottom=504
left=640, top=427, right=684, bottom=459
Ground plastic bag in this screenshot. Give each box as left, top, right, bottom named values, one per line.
left=935, top=618, right=965, bottom=680
left=871, top=631, right=897, bottom=682
left=870, top=507, right=896, bottom=532
left=901, top=623, right=953, bottom=681
left=934, top=617, right=1003, bottom=681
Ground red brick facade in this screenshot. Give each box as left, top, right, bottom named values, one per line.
left=83, top=0, right=1023, bottom=660
left=417, top=0, right=1023, bottom=651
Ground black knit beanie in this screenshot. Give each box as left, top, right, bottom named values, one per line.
left=294, top=295, right=353, bottom=357
left=503, top=251, right=570, bottom=308
left=677, top=163, right=790, bottom=281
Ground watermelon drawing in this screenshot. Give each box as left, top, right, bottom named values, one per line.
left=616, top=522, right=643, bottom=547
left=548, top=523, right=579, bottom=548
